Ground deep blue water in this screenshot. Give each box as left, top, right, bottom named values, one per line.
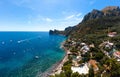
left=0, top=32, right=66, bottom=77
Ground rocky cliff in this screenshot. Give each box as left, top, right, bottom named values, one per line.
left=82, top=6, right=120, bottom=22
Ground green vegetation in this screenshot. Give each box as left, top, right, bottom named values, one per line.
left=50, top=7, right=120, bottom=77
left=89, top=67, right=94, bottom=77
left=57, top=16, right=120, bottom=77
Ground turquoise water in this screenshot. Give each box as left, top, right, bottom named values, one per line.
left=0, top=32, right=66, bottom=77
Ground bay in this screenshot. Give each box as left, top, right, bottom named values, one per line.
left=0, top=32, right=66, bottom=77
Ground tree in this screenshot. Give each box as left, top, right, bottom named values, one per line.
left=94, top=51, right=104, bottom=61
left=104, top=58, right=120, bottom=77
left=89, top=67, right=94, bottom=77
left=71, top=72, right=80, bottom=77
left=64, top=70, right=72, bottom=77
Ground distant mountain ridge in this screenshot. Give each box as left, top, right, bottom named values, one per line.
left=82, top=6, right=120, bottom=22
left=49, top=6, right=120, bottom=36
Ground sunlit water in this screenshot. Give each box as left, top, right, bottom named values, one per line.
left=0, top=32, right=66, bottom=77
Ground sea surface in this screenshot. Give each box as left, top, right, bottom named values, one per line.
left=0, top=32, right=66, bottom=77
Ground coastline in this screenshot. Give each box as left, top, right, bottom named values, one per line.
left=37, top=41, right=69, bottom=77
left=49, top=41, right=69, bottom=76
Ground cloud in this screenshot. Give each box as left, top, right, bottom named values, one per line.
left=27, top=15, right=53, bottom=23
left=43, top=18, right=53, bottom=22
left=65, top=15, right=75, bottom=20
left=76, top=13, right=82, bottom=17
left=64, top=13, right=83, bottom=20
left=51, top=16, right=83, bottom=30
left=51, top=12, right=83, bottom=30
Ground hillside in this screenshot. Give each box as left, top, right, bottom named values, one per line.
left=70, top=16, right=120, bottom=38
left=68, top=6, right=120, bottom=47
left=50, top=6, right=120, bottom=77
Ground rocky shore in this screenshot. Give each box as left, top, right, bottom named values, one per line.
left=36, top=41, right=69, bottom=77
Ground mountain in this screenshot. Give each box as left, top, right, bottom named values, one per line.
left=49, top=29, right=64, bottom=35
left=49, top=26, right=76, bottom=36
left=82, top=6, right=120, bottom=22
left=49, top=6, right=120, bottom=37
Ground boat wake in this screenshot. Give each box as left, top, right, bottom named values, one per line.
left=17, top=36, right=41, bottom=43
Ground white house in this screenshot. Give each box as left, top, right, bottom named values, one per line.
left=80, top=45, right=90, bottom=53
left=108, top=32, right=117, bottom=37
left=71, top=63, right=89, bottom=74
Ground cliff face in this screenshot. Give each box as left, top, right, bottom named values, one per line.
left=49, top=26, right=76, bottom=36
left=49, top=29, right=64, bottom=35
left=83, top=9, right=104, bottom=22
left=82, top=6, right=120, bottom=22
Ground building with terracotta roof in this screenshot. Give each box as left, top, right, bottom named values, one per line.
left=88, top=60, right=99, bottom=72
left=113, top=51, right=120, bottom=61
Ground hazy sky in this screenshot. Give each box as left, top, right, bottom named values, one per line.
left=0, top=0, right=120, bottom=31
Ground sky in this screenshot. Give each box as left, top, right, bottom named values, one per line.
left=0, top=0, right=120, bottom=31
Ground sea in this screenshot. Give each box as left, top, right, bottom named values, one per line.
left=0, top=32, right=66, bottom=77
